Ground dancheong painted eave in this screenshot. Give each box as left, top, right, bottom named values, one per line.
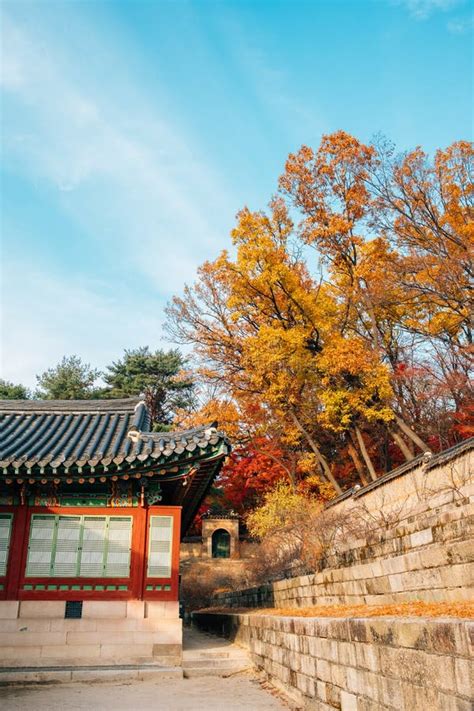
left=0, top=397, right=230, bottom=477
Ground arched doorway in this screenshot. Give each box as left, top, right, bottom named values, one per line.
left=211, top=528, right=231, bottom=558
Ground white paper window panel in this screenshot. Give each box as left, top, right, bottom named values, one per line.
left=52, top=517, right=81, bottom=576
left=26, top=516, right=56, bottom=576
left=0, top=515, right=12, bottom=576
left=26, top=550, right=53, bottom=576
left=147, top=559, right=172, bottom=577
left=147, top=516, right=173, bottom=578
left=53, top=551, right=78, bottom=577
left=80, top=517, right=107, bottom=573
left=30, top=516, right=55, bottom=540
left=80, top=550, right=104, bottom=577
left=83, top=517, right=107, bottom=542
left=103, top=517, right=132, bottom=577
left=108, top=518, right=132, bottom=540
left=104, top=550, right=130, bottom=577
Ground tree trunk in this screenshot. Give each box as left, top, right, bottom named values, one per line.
left=252, top=444, right=297, bottom=491
left=388, top=426, right=412, bottom=462
left=394, top=415, right=433, bottom=453
left=289, top=411, right=343, bottom=495
left=383, top=430, right=392, bottom=473
left=354, top=426, right=377, bottom=482
left=347, top=440, right=369, bottom=486
left=355, top=286, right=432, bottom=457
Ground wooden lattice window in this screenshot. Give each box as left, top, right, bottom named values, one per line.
left=25, top=514, right=132, bottom=578
left=147, top=515, right=173, bottom=578
left=0, top=514, right=13, bottom=577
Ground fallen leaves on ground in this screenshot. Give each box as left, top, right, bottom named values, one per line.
left=200, top=600, right=474, bottom=619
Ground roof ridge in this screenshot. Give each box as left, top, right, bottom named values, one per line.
left=136, top=422, right=220, bottom=439
left=0, top=397, right=144, bottom=413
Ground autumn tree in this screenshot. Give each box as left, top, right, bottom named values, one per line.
left=368, top=138, right=474, bottom=442
left=279, top=131, right=442, bottom=466
left=168, top=200, right=383, bottom=493
left=168, top=132, right=472, bottom=495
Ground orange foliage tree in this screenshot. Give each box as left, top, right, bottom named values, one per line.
left=167, top=132, right=473, bottom=505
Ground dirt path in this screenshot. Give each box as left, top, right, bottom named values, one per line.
left=0, top=675, right=292, bottom=710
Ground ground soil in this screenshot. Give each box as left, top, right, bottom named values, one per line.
left=0, top=675, right=291, bottom=711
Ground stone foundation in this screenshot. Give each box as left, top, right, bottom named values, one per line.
left=193, top=611, right=473, bottom=710
left=0, top=600, right=182, bottom=667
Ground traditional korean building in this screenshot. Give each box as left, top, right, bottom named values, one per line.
left=0, top=398, right=229, bottom=668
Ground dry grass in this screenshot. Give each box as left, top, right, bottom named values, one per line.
left=201, top=600, right=474, bottom=619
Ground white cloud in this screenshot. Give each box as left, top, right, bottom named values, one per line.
left=447, top=14, right=474, bottom=32
left=1, top=13, right=236, bottom=295
left=0, top=8, right=243, bottom=385
left=395, top=0, right=462, bottom=19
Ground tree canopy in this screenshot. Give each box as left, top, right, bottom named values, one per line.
left=35, top=356, right=101, bottom=400
left=0, top=379, right=30, bottom=400
left=102, top=347, right=194, bottom=427
left=6, top=347, right=195, bottom=431
left=166, top=132, right=473, bottom=502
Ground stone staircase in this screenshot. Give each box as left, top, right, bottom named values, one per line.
left=182, top=628, right=252, bottom=678
left=0, top=663, right=182, bottom=685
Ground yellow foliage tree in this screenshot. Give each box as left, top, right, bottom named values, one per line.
left=167, top=132, right=472, bottom=492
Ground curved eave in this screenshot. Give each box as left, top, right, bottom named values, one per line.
left=0, top=439, right=230, bottom=482
left=179, top=453, right=228, bottom=534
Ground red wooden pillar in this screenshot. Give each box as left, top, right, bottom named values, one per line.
left=131, top=505, right=147, bottom=600
left=5, top=505, right=28, bottom=600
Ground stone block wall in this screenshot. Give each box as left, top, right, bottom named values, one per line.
left=193, top=611, right=473, bottom=711
left=180, top=541, right=203, bottom=560
left=215, top=444, right=474, bottom=610
left=0, top=600, right=182, bottom=668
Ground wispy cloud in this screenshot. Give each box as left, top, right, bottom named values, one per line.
left=1, top=6, right=240, bottom=383
left=447, top=13, right=474, bottom=32
left=1, top=12, right=235, bottom=294
left=216, top=9, right=324, bottom=142
left=395, top=0, right=463, bottom=20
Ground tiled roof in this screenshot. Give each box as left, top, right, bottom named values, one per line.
left=0, top=398, right=229, bottom=476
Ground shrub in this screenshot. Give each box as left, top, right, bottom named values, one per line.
left=180, top=562, right=246, bottom=614
left=245, top=482, right=365, bottom=583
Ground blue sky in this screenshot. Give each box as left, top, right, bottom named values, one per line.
left=1, top=0, right=472, bottom=387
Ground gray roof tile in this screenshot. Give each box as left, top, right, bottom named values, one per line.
left=0, top=398, right=229, bottom=475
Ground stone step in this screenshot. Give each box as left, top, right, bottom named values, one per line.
left=183, top=663, right=251, bottom=678
left=183, top=651, right=249, bottom=661
left=182, top=657, right=249, bottom=668
left=0, top=664, right=183, bottom=685
left=182, top=655, right=252, bottom=678
left=183, top=650, right=231, bottom=659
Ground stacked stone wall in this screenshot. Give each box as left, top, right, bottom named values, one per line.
left=215, top=444, right=474, bottom=609
left=193, top=611, right=473, bottom=710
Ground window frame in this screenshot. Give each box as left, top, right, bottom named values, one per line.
left=25, top=513, right=133, bottom=579
left=146, top=514, right=174, bottom=579
left=12, top=504, right=181, bottom=601
left=0, top=513, right=13, bottom=578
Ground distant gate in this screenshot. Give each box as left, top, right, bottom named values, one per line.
left=211, top=528, right=231, bottom=558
